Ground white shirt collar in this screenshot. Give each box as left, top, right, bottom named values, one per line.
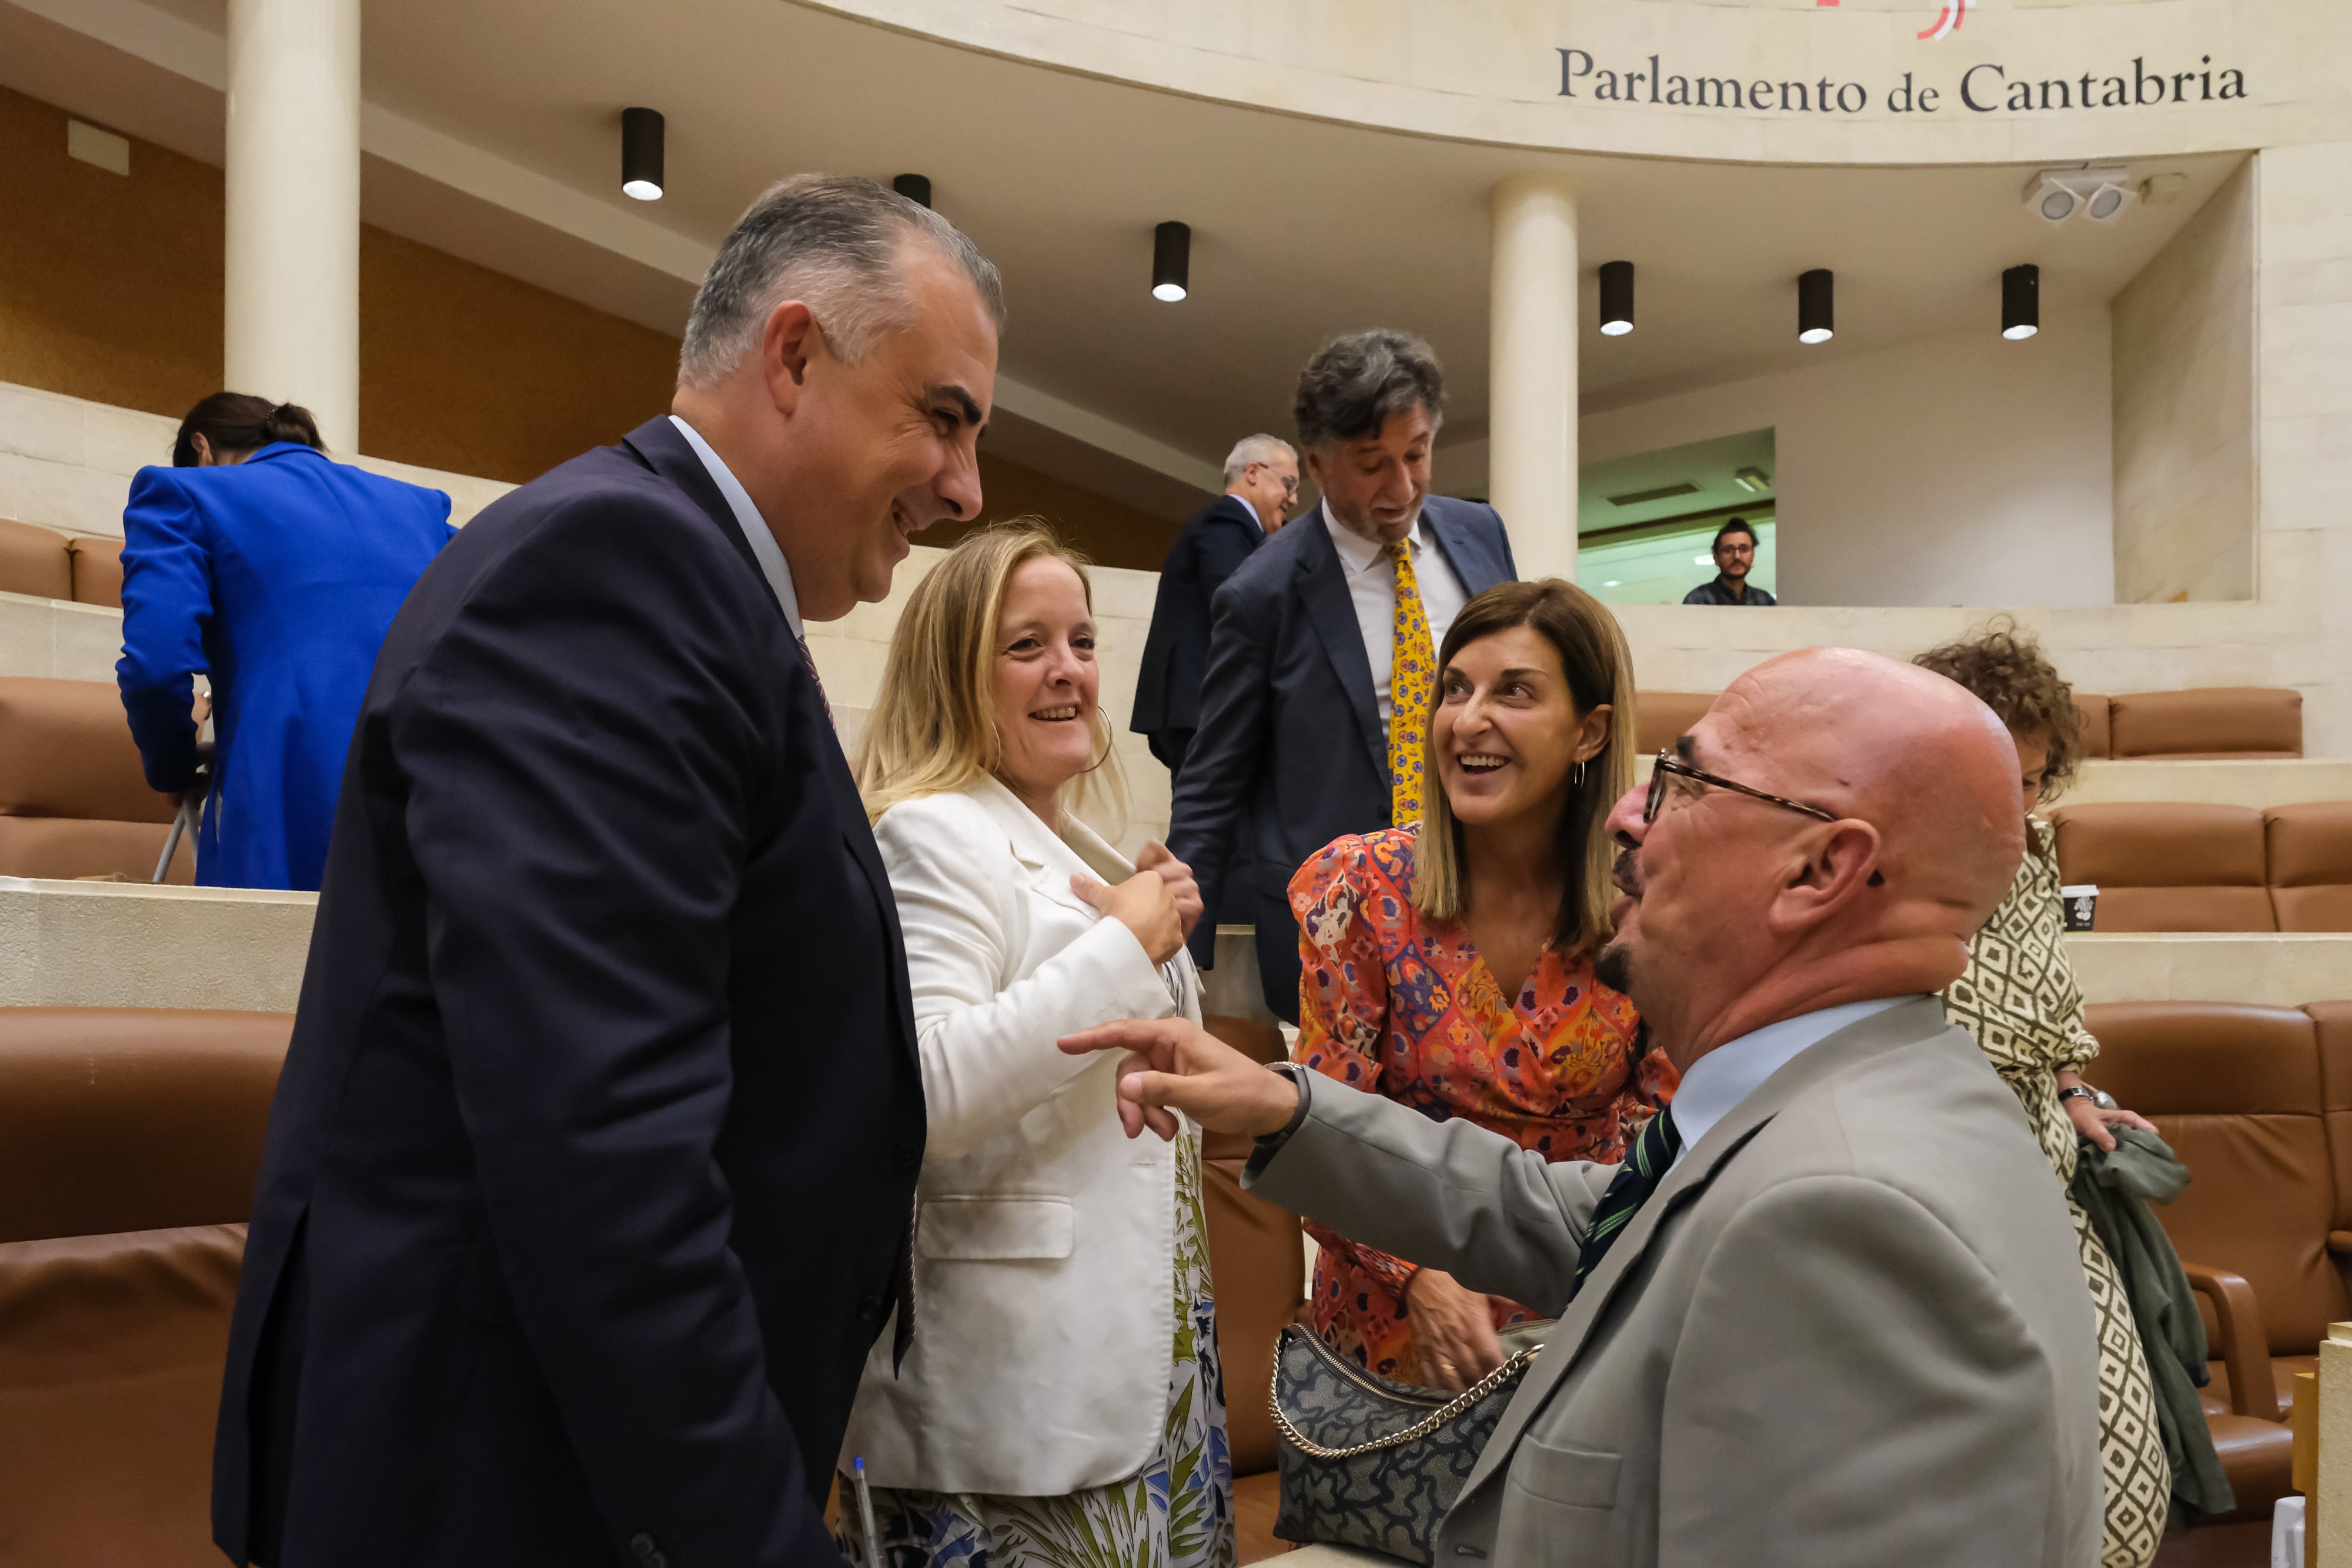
left=1321, top=499, right=1424, bottom=575
left=669, top=414, right=803, bottom=640
left=1665, top=995, right=1919, bottom=1169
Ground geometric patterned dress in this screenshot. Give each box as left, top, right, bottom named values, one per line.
left=1941, top=817, right=2171, bottom=1568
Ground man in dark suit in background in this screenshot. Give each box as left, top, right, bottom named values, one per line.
left=1131, top=433, right=1297, bottom=777
left=1168, top=329, right=1516, bottom=1023
left=212, top=176, right=1001, bottom=1568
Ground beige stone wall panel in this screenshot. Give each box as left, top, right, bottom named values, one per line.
left=803, top=0, right=2350, bottom=165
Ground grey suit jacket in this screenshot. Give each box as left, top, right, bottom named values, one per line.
left=1247, top=998, right=2103, bottom=1568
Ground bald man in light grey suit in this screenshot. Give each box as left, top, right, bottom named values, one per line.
left=1065, top=648, right=2103, bottom=1568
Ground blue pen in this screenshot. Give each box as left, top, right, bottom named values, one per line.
left=852, top=1456, right=882, bottom=1564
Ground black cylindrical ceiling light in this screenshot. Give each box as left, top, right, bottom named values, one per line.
left=893, top=173, right=932, bottom=208
left=2002, top=263, right=2040, bottom=340
left=620, top=107, right=664, bottom=202
left=1152, top=220, right=1190, bottom=303
left=1598, top=260, right=1635, bottom=337
left=1796, top=268, right=1834, bottom=345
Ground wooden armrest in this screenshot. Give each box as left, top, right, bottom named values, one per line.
left=2183, top=1262, right=2280, bottom=1421
left=2328, top=1231, right=2352, bottom=1258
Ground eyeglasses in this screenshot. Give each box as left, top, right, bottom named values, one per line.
left=1645, top=749, right=1841, bottom=827
left=1249, top=463, right=1299, bottom=497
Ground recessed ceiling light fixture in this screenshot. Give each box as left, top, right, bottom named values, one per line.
left=1152, top=221, right=1190, bottom=303
left=1798, top=268, right=1834, bottom=345
left=620, top=107, right=664, bottom=201
left=1598, top=260, right=1635, bottom=336
left=892, top=174, right=933, bottom=208
left=2002, top=263, right=2040, bottom=340
left=1732, top=466, right=1770, bottom=494
left=1607, top=482, right=1700, bottom=507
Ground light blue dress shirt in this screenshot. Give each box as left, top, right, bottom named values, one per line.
left=1665, top=995, right=1920, bottom=1171
left=669, top=414, right=803, bottom=639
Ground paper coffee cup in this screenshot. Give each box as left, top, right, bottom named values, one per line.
left=2060, top=884, right=2099, bottom=932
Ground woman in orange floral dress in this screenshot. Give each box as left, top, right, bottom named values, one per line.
left=1289, top=580, right=1676, bottom=1392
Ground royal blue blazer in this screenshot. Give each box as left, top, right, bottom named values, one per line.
left=116, top=443, right=453, bottom=890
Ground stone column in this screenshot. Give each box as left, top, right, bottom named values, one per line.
left=1487, top=170, right=1581, bottom=581
left=225, top=0, right=362, bottom=454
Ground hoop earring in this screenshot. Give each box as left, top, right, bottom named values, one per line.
left=1575, top=760, right=1586, bottom=788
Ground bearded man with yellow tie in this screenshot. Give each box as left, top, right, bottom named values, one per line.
left=1168, top=329, right=1518, bottom=1023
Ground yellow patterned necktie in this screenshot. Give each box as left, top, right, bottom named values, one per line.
left=1386, top=539, right=1435, bottom=825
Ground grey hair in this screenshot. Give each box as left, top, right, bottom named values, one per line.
left=1222, top=433, right=1297, bottom=486
left=1293, top=328, right=1445, bottom=450
left=679, top=173, right=1005, bottom=388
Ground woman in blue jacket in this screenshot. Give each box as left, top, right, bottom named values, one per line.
left=117, top=393, right=454, bottom=891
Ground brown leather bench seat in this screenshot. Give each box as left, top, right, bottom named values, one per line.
left=0, top=1007, right=293, bottom=1567
left=2087, top=1000, right=2352, bottom=1535
left=2050, top=804, right=2276, bottom=932
left=0, top=675, right=191, bottom=882
left=1633, top=691, right=1716, bottom=755
left=2267, top=802, right=2352, bottom=933
left=2049, top=802, right=2352, bottom=934
left=2110, top=688, right=2304, bottom=761
left=0, top=516, right=125, bottom=607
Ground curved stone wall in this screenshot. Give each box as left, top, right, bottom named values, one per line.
left=808, top=0, right=2349, bottom=165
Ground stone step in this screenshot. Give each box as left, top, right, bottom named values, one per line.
left=0, top=589, right=122, bottom=682
left=2059, top=758, right=2352, bottom=808
left=1632, top=751, right=2350, bottom=810
left=2065, top=932, right=2352, bottom=1009
left=0, top=877, right=315, bottom=1012
left=5, top=880, right=2341, bottom=1024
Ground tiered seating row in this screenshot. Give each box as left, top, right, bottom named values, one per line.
left=1636, top=686, right=2306, bottom=760
left=2086, top=1000, right=2352, bottom=1547
left=0, top=677, right=190, bottom=883
left=0, top=516, right=122, bottom=609
left=2051, top=803, right=2352, bottom=932
left=1, top=1000, right=2337, bottom=1563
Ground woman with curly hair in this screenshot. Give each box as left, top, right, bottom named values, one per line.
left=1916, top=620, right=2180, bottom=1567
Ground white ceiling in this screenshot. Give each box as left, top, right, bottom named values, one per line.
left=8, top=0, right=2249, bottom=512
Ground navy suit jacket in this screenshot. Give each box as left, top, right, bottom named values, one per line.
left=1165, top=496, right=1516, bottom=1021
left=212, top=417, right=926, bottom=1568
left=1130, top=493, right=1265, bottom=773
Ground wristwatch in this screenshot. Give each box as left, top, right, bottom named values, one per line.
left=2056, top=1086, right=2096, bottom=1106
left=1263, top=1062, right=1313, bottom=1142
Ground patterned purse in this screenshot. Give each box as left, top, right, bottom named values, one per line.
left=1269, top=1322, right=1548, bottom=1564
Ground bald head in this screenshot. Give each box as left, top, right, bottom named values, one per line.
left=1708, top=647, right=2024, bottom=934
left=1596, top=647, right=2025, bottom=1068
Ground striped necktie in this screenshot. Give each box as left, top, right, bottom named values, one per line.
left=1385, top=539, right=1435, bottom=825
left=794, top=632, right=834, bottom=731
left=1568, top=1105, right=1682, bottom=1302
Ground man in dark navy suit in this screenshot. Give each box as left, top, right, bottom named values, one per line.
left=1131, top=433, right=1297, bottom=778
left=212, top=177, right=1000, bottom=1568
left=1167, top=330, right=1516, bottom=1023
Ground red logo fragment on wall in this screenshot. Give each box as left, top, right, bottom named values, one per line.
left=1918, top=0, right=1970, bottom=41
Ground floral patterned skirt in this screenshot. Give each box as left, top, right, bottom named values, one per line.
left=842, top=1132, right=1236, bottom=1568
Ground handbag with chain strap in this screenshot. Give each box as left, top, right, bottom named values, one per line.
left=1269, top=1320, right=1551, bottom=1564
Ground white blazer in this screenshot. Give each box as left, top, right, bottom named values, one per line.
left=842, top=776, right=1204, bottom=1497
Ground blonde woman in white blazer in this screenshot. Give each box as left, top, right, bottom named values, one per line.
left=842, top=522, right=1234, bottom=1568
